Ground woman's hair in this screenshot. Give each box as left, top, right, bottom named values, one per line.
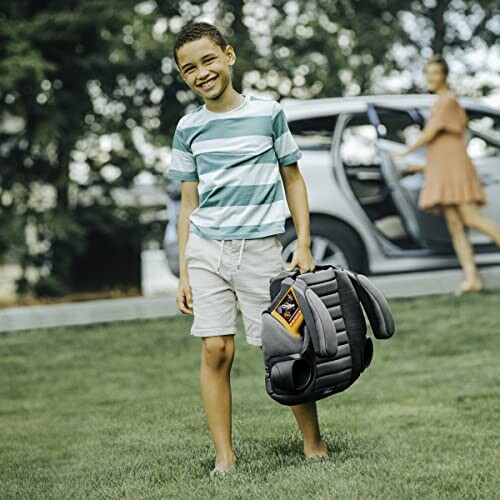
left=174, top=22, right=228, bottom=69
left=425, top=54, right=449, bottom=78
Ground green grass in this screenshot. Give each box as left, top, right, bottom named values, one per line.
left=1, top=291, right=499, bottom=499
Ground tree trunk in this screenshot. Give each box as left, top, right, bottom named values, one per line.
left=430, top=0, right=450, bottom=54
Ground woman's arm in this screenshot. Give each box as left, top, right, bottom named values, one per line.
left=279, top=163, right=315, bottom=273
left=403, top=164, right=426, bottom=175
left=393, top=125, right=441, bottom=158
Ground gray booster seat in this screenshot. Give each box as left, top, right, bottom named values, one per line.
left=261, top=264, right=395, bottom=406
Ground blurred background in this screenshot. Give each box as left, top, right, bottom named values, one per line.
left=1, top=0, right=499, bottom=306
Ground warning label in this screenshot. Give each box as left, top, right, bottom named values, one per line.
left=275, top=288, right=302, bottom=326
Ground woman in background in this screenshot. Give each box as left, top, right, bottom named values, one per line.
left=392, top=54, right=500, bottom=294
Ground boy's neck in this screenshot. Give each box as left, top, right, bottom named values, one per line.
left=204, top=87, right=245, bottom=113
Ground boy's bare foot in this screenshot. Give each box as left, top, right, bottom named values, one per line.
left=304, top=440, right=329, bottom=459
left=210, top=452, right=237, bottom=476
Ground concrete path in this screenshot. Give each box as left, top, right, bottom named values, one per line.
left=1, top=266, right=499, bottom=333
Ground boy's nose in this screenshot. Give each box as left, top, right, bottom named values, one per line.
left=197, top=70, right=212, bottom=81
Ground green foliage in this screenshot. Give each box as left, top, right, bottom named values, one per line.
left=0, top=0, right=163, bottom=296
left=0, top=0, right=495, bottom=297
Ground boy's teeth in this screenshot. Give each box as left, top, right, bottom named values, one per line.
left=202, top=77, right=215, bottom=88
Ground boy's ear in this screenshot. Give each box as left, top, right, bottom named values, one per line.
left=225, top=44, right=236, bottom=66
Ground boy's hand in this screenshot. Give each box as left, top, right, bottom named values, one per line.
left=286, top=244, right=315, bottom=274
left=176, top=275, right=193, bottom=314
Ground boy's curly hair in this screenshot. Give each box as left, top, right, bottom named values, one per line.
left=174, top=22, right=228, bottom=69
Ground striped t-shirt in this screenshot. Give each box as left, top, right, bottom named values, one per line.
left=167, top=93, right=302, bottom=240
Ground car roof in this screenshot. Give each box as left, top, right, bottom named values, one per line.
left=280, top=93, right=499, bottom=120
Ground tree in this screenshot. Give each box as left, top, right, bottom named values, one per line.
left=0, top=0, right=168, bottom=296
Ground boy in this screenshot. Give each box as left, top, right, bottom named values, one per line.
left=169, top=21, right=328, bottom=474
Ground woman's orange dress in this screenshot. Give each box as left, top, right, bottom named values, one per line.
left=418, top=93, right=487, bottom=215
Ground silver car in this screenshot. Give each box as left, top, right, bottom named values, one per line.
left=165, top=93, right=500, bottom=276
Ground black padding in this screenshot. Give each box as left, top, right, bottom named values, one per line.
left=346, top=271, right=395, bottom=339
left=305, top=288, right=337, bottom=357
left=335, top=270, right=365, bottom=383
left=293, top=280, right=337, bottom=357
left=357, top=274, right=395, bottom=338
left=363, top=337, right=374, bottom=370
left=316, top=355, right=352, bottom=377
left=269, top=271, right=290, bottom=301
left=315, top=368, right=352, bottom=389
left=270, top=358, right=313, bottom=391
left=261, top=264, right=395, bottom=406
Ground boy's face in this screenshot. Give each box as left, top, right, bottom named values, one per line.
left=176, top=37, right=235, bottom=101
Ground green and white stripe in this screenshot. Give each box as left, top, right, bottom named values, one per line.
left=168, top=94, right=302, bottom=240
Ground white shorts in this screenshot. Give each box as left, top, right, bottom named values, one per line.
left=184, top=232, right=286, bottom=346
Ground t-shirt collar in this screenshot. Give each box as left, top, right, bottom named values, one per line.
left=203, top=94, right=249, bottom=116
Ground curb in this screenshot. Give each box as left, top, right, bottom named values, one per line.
left=1, top=266, right=499, bottom=333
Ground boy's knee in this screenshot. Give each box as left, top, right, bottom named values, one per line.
left=202, top=336, right=233, bottom=369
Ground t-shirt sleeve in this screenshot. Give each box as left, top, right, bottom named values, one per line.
left=425, top=95, right=466, bottom=135
left=272, top=101, right=303, bottom=167
left=167, top=123, right=199, bottom=182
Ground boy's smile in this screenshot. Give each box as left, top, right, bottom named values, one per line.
left=198, top=75, right=218, bottom=90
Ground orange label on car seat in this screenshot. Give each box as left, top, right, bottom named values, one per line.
left=271, top=286, right=304, bottom=338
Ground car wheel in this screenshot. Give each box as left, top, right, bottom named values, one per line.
left=280, top=218, right=367, bottom=273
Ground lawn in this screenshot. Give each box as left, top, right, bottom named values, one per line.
left=1, top=291, right=499, bottom=499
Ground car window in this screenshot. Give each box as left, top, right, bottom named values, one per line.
left=341, top=111, right=420, bottom=167
left=465, top=112, right=500, bottom=160
left=288, top=115, right=337, bottom=150
left=375, top=108, right=421, bottom=146
left=340, top=121, right=380, bottom=166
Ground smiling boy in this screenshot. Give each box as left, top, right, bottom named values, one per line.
left=169, top=21, right=328, bottom=474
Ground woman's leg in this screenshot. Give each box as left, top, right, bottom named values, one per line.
left=200, top=335, right=236, bottom=471
left=442, top=205, right=482, bottom=290
left=457, top=202, right=500, bottom=246
left=290, top=401, right=328, bottom=458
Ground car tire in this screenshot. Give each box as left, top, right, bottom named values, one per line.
left=280, top=217, right=368, bottom=273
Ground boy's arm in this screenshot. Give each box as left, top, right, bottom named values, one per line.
left=178, top=180, right=199, bottom=278
left=176, top=180, right=199, bottom=314
left=279, top=163, right=315, bottom=273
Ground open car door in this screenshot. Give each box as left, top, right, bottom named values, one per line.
left=366, top=104, right=453, bottom=251
left=464, top=110, right=500, bottom=245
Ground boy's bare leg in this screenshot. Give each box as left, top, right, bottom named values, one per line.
left=290, top=400, right=328, bottom=458
left=200, top=335, right=237, bottom=471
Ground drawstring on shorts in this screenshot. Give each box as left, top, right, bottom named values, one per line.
left=216, top=240, right=225, bottom=275
left=236, top=239, right=245, bottom=270
left=216, top=238, right=246, bottom=275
